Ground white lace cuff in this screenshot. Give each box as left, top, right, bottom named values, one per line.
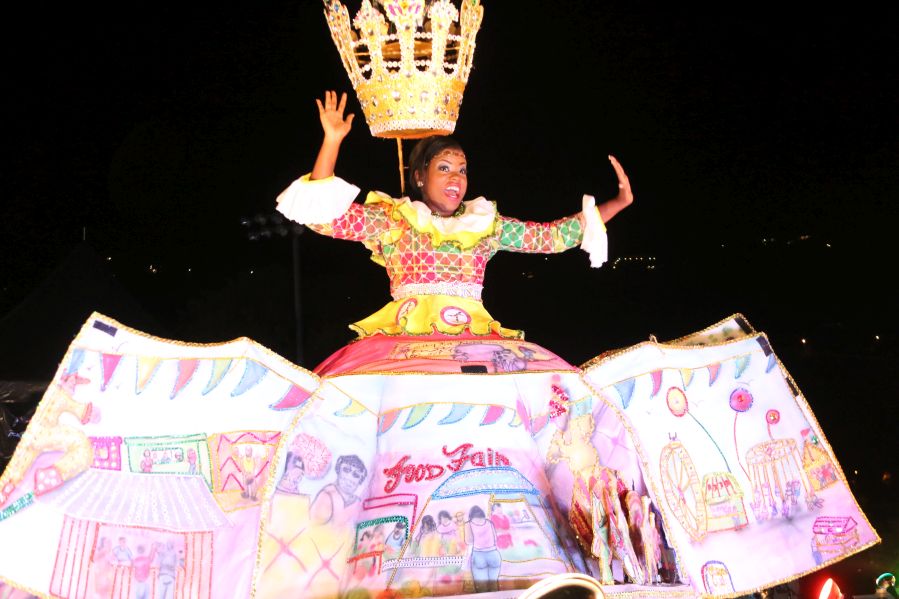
left=275, top=174, right=360, bottom=224
left=580, top=195, right=608, bottom=268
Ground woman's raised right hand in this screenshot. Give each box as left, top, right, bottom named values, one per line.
left=317, top=90, right=355, bottom=143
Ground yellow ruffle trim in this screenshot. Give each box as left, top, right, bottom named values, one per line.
left=349, top=294, right=523, bottom=339
left=363, top=192, right=497, bottom=253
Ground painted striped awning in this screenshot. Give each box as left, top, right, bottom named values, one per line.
left=43, top=469, right=229, bottom=531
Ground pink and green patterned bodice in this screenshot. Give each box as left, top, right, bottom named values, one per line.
left=307, top=196, right=587, bottom=301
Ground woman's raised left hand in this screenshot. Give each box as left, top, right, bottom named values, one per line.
left=608, top=155, right=634, bottom=207
left=596, top=155, right=634, bottom=224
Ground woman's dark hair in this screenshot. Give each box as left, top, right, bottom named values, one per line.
left=416, top=515, right=437, bottom=541
left=336, top=454, right=367, bottom=479
left=407, top=135, right=464, bottom=199
left=468, top=505, right=485, bottom=520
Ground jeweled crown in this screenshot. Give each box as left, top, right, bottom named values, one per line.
left=323, top=0, right=484, bottom=139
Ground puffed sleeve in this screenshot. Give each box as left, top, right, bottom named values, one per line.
left=275, top=174, right=360, bottom=224
left=275, top=175, right=395, bottom=249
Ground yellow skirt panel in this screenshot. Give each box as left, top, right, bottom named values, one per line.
left=349, top=294, right=523, bottom=339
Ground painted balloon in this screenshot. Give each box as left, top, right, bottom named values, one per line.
left=666, top=387, right=688, bottom=417
left=729, top=388, right=753, bottom=412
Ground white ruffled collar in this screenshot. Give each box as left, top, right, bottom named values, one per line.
left=402, top=197, right=496, bottom=236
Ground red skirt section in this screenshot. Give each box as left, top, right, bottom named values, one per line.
left=314, top=333, right=578, bottom=376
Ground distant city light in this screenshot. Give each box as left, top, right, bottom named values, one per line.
left=801, top=338, right=807, bottom=344
left=611, top=256, right=657, bottom=270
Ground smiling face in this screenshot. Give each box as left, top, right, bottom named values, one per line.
left=416, top=148, right=468, bottom=216
left=336, top=462, right=365, bottom=495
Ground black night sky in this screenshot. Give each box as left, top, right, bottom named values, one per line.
left=1, top=1, right=897, bottom=594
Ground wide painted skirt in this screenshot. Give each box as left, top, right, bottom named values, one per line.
left=0, top=313, right=877, bottom=598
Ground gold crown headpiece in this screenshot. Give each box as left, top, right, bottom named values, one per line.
left=323, top=0, right=484, bottom=139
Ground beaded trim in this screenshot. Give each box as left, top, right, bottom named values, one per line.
left=391, top=282, right=483, bottom=300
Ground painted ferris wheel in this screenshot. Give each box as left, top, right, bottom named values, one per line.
left=659, top=441, right=707, bottom=542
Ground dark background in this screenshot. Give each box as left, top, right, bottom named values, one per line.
left=1, top=1, right=896, bottom=596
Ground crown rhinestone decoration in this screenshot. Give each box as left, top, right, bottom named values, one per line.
left=323, top=0, right=484, bottom=139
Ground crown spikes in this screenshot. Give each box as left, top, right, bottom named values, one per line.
left=427, top=1, right=458, bottom=76
left=323, top=0, right=485, bottom=139
left=457, top=0, right=481, bottom=80
left=354, top=1, right=389, bottom=83
left=325, top=1, right=363, bottom=87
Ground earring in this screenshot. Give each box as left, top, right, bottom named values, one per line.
left=417, top=181, right=424, bottom=187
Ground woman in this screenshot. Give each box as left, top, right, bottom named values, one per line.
left=275, top=91, right=633, bottom=343
left=464, top=505, right=501, bottom=593
left=414, top=515, right=442, bottom=558
left=436, top=510, right=461, bottom=555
